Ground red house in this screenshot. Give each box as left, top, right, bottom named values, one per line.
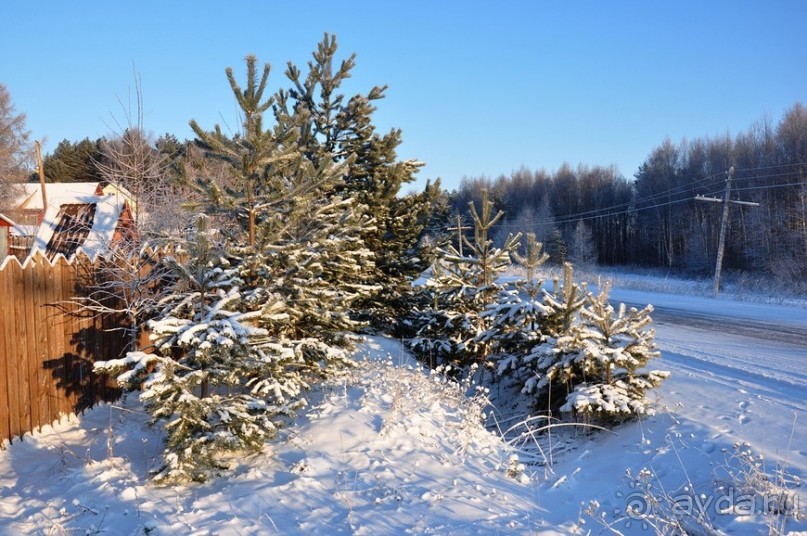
left=0, top=213, right=13, bottom=261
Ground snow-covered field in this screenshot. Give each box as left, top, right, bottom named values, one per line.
left=1, top=283, right=805, bottom=534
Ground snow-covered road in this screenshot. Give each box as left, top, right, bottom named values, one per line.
left=657, top=320, right=805, bottom=456
left=653, top=306, right=807, bottom=347
left=614, top=289, right=807, bottom=473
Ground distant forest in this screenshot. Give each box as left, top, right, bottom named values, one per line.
left=448, top=103, right=807, bottom=282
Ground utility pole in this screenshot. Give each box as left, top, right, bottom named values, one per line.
left=447, top=214, right=471, bottom=257
left=712, top=166, right=734, bottom=296
left=34, top=141, right=47, bottom=212
left=695, top=166, right=759, bottom=295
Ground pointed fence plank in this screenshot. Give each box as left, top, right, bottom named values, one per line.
left=22, top=259, right=39, bottom=433
left=0, top=258, right=13, bottom=442
left=10, top=260, right=27, bottom=439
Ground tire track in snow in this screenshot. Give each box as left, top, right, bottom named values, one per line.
left=643, top=305, right=807, bottom=347
left=658, top=345, right=807, bottom=415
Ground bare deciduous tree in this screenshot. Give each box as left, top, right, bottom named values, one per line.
left=568, top=219, right=597, bottom=267
left=95, top=72, right=187, bottom=238
left=70, top=242, right=174, bottom=352
left=0, top=83, right=32, bottom=209
left=95, top=127, right=174, bottom=234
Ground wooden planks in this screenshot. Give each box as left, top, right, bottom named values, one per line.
left=0, top=253, right=131, bottom=445
left=0, top=258, right=13, bottom=442
left=9, top=260, right=26, bottom=440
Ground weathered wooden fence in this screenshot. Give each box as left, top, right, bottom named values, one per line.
left=0, top=251, right=126, bottom=445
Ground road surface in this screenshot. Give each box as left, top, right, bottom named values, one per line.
left=614, top=289, right=807, bottom=475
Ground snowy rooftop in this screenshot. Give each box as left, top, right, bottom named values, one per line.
left=4, top=182, right=135, bottom=258
left=14, top=183, right=103, bottom=210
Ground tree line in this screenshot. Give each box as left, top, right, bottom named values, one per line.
left=3, top=72, right=806, bottom=287
left=447, top=103, right=807, bottom=284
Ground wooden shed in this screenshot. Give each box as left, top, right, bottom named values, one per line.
left=0, top=213, right=13, bottom=261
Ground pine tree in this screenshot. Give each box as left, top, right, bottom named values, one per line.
left=97, top=49, right=385, bottom=483
left=410, top=190, right=520, bottom=367
left=190, top=49, right=383, bottom=323
left=486, top=233, right=550, bottom=377
left=189, top=50, right=378, bottom=330
left=42, top=138, right=105, bottom=184
left=558, top=284, right=669, bottom=421
left=518, top=263, right=589, bottom=407
left=189, top=55, right=329, bottom=249
left=515, top=273, right=668, bottom=422
left=534, top=196, right=566, bottom=263
left=240, top=193, right=378, bottom=349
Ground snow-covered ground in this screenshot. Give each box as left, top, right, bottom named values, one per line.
left=1, top=283, right=805, bottom=534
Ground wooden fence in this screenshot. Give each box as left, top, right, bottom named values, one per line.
left=0, top=251, right=126, bottom=445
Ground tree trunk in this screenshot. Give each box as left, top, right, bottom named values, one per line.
left=248, top=208, right=256, bottom=247
left=130, top=316, right=139, bottom=352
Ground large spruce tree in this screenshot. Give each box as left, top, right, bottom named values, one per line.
left=278, top=33, right=438, bottom=330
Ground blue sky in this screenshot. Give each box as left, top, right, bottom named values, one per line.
left=2, top=1, right=805, bottom=192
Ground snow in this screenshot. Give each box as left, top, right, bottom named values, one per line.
left=1, top=284, right=805, bottom=534
left=14, top=183, right=102, bottom=210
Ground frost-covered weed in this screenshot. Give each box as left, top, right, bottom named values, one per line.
left=365, top=358, right=491, bottom=450
left=340, top=355, right=528, bottom=481
left=586, top=439, right=803, bottom=536
left=716, top=442, right=803, bottom=531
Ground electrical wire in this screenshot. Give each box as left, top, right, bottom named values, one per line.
left=451, top=163, right=807, bottom=229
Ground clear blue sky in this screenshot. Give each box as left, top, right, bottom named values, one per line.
left=2, top=1, right=805, bottom=192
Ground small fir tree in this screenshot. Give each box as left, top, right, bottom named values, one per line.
left=409, top=190, right=520, bottom=367
left=95, top=216, right=306, bottom=483
left=517, top=274, right=668, bottom=422
left=485, top=233, right=550, bottom=377
left=517, top=263, right=590, bottom=408
left=558, top=284, right=669, bottom=421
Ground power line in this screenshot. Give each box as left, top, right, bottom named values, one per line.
left=732, top=181, right=807, bottom=193
left=462, top=162, right=805, bottom=225
left=452, top=164, right=806, bottom=230
left=695, top=167, right=759, bottom=295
